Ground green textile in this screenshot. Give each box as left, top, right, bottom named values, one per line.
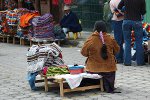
left=144, top=0, right=150, bottom=23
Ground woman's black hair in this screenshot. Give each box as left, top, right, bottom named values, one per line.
left=101, top=44, right=108, bottom=60
left=93, top=20, right=107, bottom=33
left=94, top=21, right=108, bottom=60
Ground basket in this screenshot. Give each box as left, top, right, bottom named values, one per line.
left=68, top=65, right=84, bottom=74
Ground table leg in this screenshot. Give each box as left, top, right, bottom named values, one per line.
left=44, top=76, right=48, bottom=92
left=59, top=79, right=64, bottom=97
left=100, top=79, right=104, bottom=92
left=13, top=37, right=15, bottom=44
left=7, top=36, right=9, bottom=43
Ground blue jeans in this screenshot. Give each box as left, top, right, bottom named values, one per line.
left=122, top=20, right=145, bottom=65
left=27, top=72, right=38, bottom=90
left=112, top=20, right=124, bottom=63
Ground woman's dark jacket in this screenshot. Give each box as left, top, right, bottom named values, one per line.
left=60, top=11, right=82, bottom=33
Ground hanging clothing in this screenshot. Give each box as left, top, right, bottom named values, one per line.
left=64, top=0, right=72, bottom=5
left=4, top=0, right=17, bottom=9
left=52, top=0, right=59, bottom=5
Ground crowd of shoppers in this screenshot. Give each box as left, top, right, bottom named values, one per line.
left=103, top=0, right=146, bottom=66
left=118, top=0, right=146, bottom=66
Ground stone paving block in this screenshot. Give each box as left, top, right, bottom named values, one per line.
left=0, top=43, right=150, bottom=99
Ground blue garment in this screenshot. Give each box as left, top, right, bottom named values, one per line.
left=27, top=72, right=38, bottom=90
left=112, top=20, right=124, bottom=63
left=123, top=20, right=145, bottom=65
left=60, top=11, right=82, bottom=33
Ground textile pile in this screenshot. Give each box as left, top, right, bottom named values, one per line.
left=26, top=42, right=64, bottom=73
left=31, top=13, right=55, bottom=40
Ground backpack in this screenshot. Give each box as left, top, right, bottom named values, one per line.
left=103, top=1, right=113, bottom=22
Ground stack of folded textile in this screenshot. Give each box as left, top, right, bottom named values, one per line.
left=31, top=13, right=55, bottom=40
left=6, top=9, right=18, bottom=25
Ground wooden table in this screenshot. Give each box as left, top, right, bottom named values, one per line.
left=35, top=74, right=104, bottom=97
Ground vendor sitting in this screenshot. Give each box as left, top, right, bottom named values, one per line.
left=60, top=5, right=82, bottom=34
left=81, top=21, right=120, bottom=93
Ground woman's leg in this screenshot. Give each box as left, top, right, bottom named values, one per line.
left=99, top=72, right=116, bottom=93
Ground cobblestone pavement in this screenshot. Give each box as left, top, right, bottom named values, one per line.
left=0, top=43, right=150, bottom=100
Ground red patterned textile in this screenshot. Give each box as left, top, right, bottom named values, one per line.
left=64, top=0, right=72, bottom=5
left=52, top=0, right=59, bottom=5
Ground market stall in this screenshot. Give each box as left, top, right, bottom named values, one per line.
left=26, top=42, right=104, bottom=96
left=36, top=73, right=104, bottom=97
left=0, top=7, right=66, bottom=45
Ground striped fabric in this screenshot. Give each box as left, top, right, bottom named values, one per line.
left=6, top=9, right=18, bottom=25
left=26, top=43, right=64, bottom=73
left=31, top=13, right=55, bottom=39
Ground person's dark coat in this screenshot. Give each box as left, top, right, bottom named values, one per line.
left=60, top=11, right=82, bottom=33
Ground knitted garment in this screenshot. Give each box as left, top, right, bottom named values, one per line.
left=26, top=43, right=64, bottom=73
left=31, top=13, right=55, bottom=39
left=6, top=9, right=18, bottom=25
left=4, top=0, right=17, bottom=9
left=17, top=8, right=30, bottom=18
left=32, top=13, right=53, bottom=26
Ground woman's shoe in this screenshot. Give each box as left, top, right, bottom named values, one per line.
left=124, top=64, right=131, bottom=66
left=137, top=63, right=145, bottom=66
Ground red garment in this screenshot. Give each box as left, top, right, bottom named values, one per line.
left=64, top=0, right=72, bottom=5
left=59, top=53, right=63, bottom=59
left=19, top=12, right=39, bottom=28
left=52, top=0, right=59, bottom=5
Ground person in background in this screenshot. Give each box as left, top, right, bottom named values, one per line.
left=103, top=0, right=112, bottom=33
left=60, top=5, right=82, bottom=34
left=23, top=0, right=35, bottom=10
left=81, top=21, right=120, bottom=93
left=118, top=0, right=146, bottom=66
left=110, top=0, right=124, bottom=64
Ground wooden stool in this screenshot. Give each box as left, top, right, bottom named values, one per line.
left=67, top=32, right=82, bottom=40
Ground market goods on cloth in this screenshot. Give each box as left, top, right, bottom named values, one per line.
left=26, top=42, right=64, bottom=73
left=55, top=73, right=102, bottom=89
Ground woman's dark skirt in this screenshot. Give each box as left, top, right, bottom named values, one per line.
left=80, top=71, right=116, bottom=93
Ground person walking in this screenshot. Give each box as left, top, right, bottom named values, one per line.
left=118, top=0, right=146, bottom=66
left=81, top=21, right=120, bottom=93
left=110, top=0, right=124, bottom=63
